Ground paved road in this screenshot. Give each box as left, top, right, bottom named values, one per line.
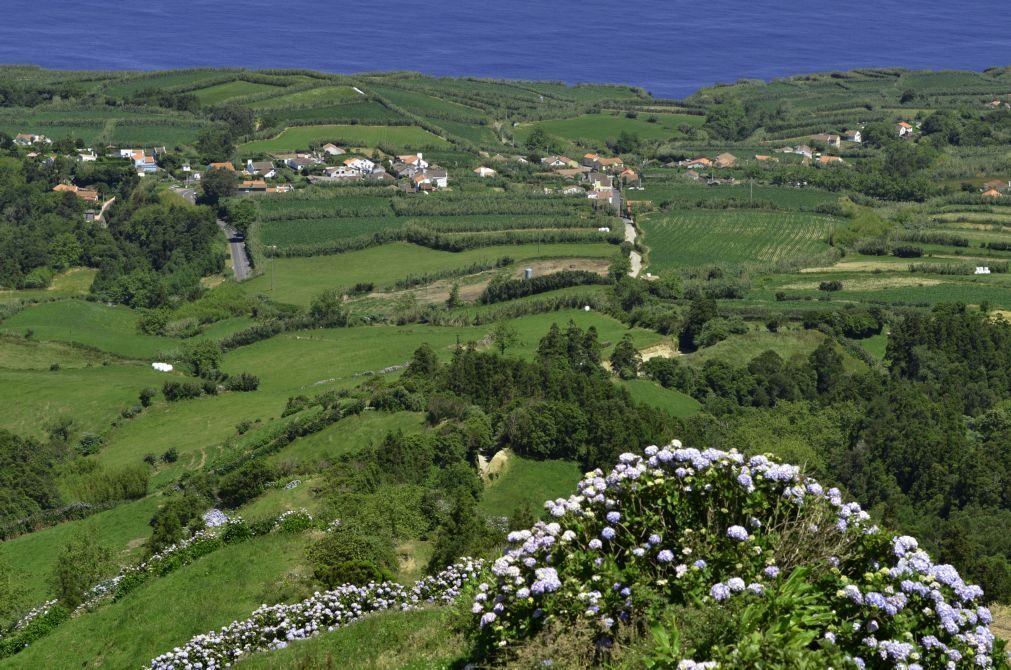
left=623, top=219, right=642, bottom=278
left=217, top=219, right=253, bottom=281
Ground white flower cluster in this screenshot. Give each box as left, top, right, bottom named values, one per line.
left=148, top=559, right=484, bottom=668
left=9, top=599, right=58, bottom=633
left=284, top=480, right=301, bottom=490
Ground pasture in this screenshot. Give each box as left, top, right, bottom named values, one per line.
left=638, top=182, right=839, bottom=210
left=239, top=125, right=449, bottom=155
left=281, top=101, right=407, bottom=124
left=621, top=379, right=702, bottom=417
left=102, top=70, right=235, bottom=97
left=190, top=80, right=283, bottom=105
left=0, top=534, right=310, bottom=670
left=513, top=112, right=704, bottom=145
left=0, top=300, right=175, bottom=359
left=243, top=242, right=617, bottom=305
left=249, top=85, right=359, bottom=109
left=0, top=266, right=96, bottom=302
left=639, top=209, right=838, bottom=271
left=478, top=453, right=582, bottom=518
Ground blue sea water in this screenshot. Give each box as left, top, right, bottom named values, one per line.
left=2, top=0, right=1009, bottom=99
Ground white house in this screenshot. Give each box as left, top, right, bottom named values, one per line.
left=844, top=129, right=862, bottom=143
left=76, top=150, right=97, bottom=162
left=897, top=121, right=914, bottom=137
left=343, top=157, right=375, bottom=174
left=975, top=266, right=991, bottom=275
left=246, top=159, right=277, bottom=179
left=473, top=166, right=497, bottom=178
left=324, top=165, right=359, bottom=178
left=14, top=133, right=50, bottom=146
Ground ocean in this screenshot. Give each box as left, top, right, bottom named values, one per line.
left=2, top=0, right=1009, bottom=99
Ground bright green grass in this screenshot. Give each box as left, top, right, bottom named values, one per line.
left=245, top=242, right=616, bottom=306
left=436, top=119, right=501, bottom=145
left=0, top=496, right=161, bottom=605
left=479, top=453, right=582, bottom=517
left=239, top=125, right=449, bottom=155
left=95, top=391, right=290, bottom=486
left=193, top=316, right=257, bottom=341
left=638, top=182, right=839, bottom=209
left=258, top=216, right=403, bottom=247
left=1, top=534, right=310, bottom=670
left=513, top=113, right=703, bottom=145
left=191, top=80, right=282, bottom=105
left=108, top=121, right=207, bottom=145
left=250, top=85, right=359, bottom=109
left=371, top=85, right=488, bottom=122
left=237, top=476, right=323, bottom=520
left=504, top=309, right=666, bottom=360
left=621, top=379, right=702, bottom=417
left=0, top=266, right=96, bottom=302
left=0, top=123, right=103, bottom=143
left=0, top=300, right=175, bottom=359
left=282, top=101, right=407, bottom=124
left=239, top=607, right=467, bottom=670
left=859, top=333, right=889, bottom=360
left=640, top=209, right=837, bottom=271
left=0, top=335, right=108, bottom=370
left=0, top=364, right=168, bottom=438
left=103, top=70, right=235, bottom=97
left=266, top=411, right=426, bottom=470
left=684, top=328, right=865, bottom=373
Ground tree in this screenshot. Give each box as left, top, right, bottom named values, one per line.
left=809, top=340, right=844, bottom=396
left=426, top=493, right=485, bottom=573
left=704, top=102, right=748, bottom=141
left=0, top=554, right=27, bottom=627
left=679, top=296, right=718, bottom=353
left=446, top=282, right=461, bottom=309
left=493, top=321, right=519, bottom=355
left=181, top=339, right=222, bottom=378
left=50, top=529, right=111, bottom=608
left=195, top=127, right=234, bottom=164
left=199, top=167, right=238, bottom=206
left=218, top=460, right=275, bottom=508
left=524, top=127, right=557, bottom=154
left=610, top=334, right=641, bottom=380
left=609, top=251, right=632, bottom=281
left=309, top=289, right=350, bottom=327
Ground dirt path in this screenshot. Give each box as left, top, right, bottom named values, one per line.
left=624, top=220, right=641, bottom=278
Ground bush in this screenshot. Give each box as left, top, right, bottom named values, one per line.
left=469, top=444, right=1008, bottom=668
left=139, top=387, right=157, bottom=407
left=892, top=245, right=924, bottom=258
left=313, top=560, right=392, bottom=588
left=217, top=460, right=275, bottom=508
left=225, top=372, right=260, bottom=392
left=77, top=433, right=104, bottom=456
left=162, top=381, right=203, bottom=402
left=161, top=448, right=179, bottom=463
left=221, top=521, right=253, bottom=544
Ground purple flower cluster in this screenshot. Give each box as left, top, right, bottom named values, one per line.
left=473, top=440, right=1001, bottom=669
left=149, top=559, right=484, bottom=668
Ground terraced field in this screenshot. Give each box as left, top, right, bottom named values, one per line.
left=513, top=112, right=704, bottom=145
left=239, top=124, right=449, bottom=154
left=250, top=85, right=360, bottom=109
left=191, top=80, right=284, bottom=104
left=640, top=209, right=839, bottom=270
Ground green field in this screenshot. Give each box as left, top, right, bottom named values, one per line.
left=250, top=85, right=360, bottom=109
left=638, top=182, right=839, bottom=210
left=266, top=411, right=425, bottom=470
left=241, top=608, right=466, bottom=670
left=621, top=379, right=702, bottom=417
left=478, top=453, right=583, bottom=517
left=0, top=496, right=160, bottom=604
left=245, top=242, right=616, bottom=305
left=102, top=70, right=237, bottom=97
left=240, top=125, right=449, bottom=155
left=0, top=300, right=175, bottom=359
left=282, top=101, right=407, bottom=124
left=1, top=534, right=310, bottom=669
left=108, top=120, right=207, bottom=145
left=514, top=112, right=704, bottom=145
left=0, top=267, right=96, bottom=303
left=0, top=335, right=108, bottom=370
left=258, top=216, right=404, bottom=247
left=191, top=80, right=283, bottom=105
left=640, top=209, right=838, bottom=271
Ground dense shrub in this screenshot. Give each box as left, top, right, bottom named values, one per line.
left=162, top=381, right=203, bottom=402
left=217, top=461, right=275, bottom=508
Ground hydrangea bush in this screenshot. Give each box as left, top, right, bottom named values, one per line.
left=148, top=559, right=484, bottom=669
left=471, top=442, right=1009, bottom=668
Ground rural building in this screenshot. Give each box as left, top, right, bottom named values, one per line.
left=541, top=155, right=577, bottom=168
left=77, top=150, right=97, bottom=162
left=323, top=165, right=359, bottom=179
left=245, top=160, right=277, bottom=178
left=844, top=129, right=863, bottom=143
left=236, top=180, right=268, bottom=193
left=897, top=121, right=914, bottom=137
left=818, top=155, right=845, bottom=165
left=397, top=153, right=428, bottom=169
left=588, top=172, right=613, bottom=191
left=554, top=167, right=587, bottom=180
left=209, top=161, right=236, bottom=172
left=714, top=153, right=738, bottom=168
left=473, top=166, right=497, bottom=177
left=285, top=157, right=315, bottom=172
left=561, top=185, right=584, bottom=195
left=14, top=133, right=50, bottom=146
left=53, top=183, right=100, bottom=202
left=683, top=156, right=712, bottom=169
left=982, top=188, right=1003, bottom=198
left=619, top=168, right=641, bottom=187
left=321, top=143, right=345, bottom=156
left=754, top=154, right=778, bottom=163
left=343, top=157, right=376, bottom=174
left=810, top=133, right=841, bottom=147
left=982, top=179, right=1009, bottom=192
